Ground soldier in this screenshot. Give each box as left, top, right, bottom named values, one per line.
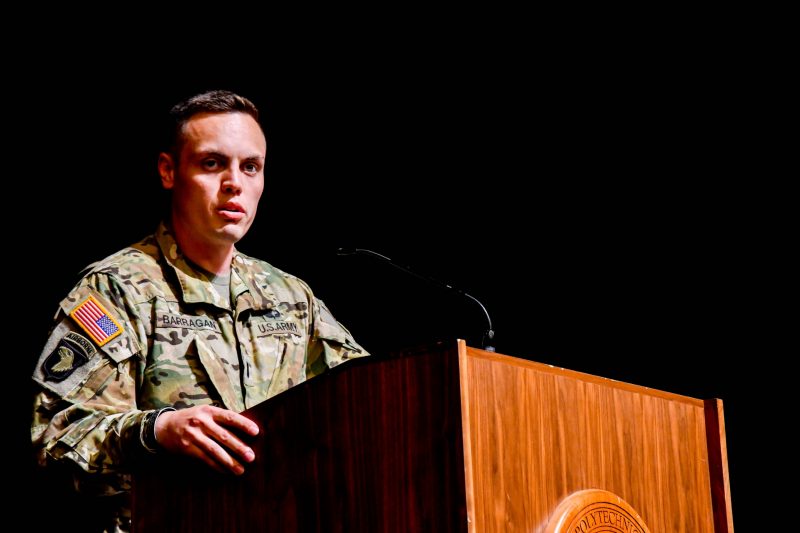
left=30, top=90, right=368, bottom=532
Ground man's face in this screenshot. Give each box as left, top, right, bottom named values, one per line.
left=161, top=112, right=266, bottom=247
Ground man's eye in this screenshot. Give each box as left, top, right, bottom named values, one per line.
left=244, top=163, right=259, bottom=173
left=203, top=159, right=220, bottom=170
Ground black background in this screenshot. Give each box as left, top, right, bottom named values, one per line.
left=8, top=35, right=783, bottom=529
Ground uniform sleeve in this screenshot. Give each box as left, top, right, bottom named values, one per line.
left=31, top=272, right=150, bottom=478
left=305, top=297, right=370, bottom=378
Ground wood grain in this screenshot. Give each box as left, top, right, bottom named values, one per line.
left=458, top=341, right=721, bottom=532
left=133, top=341, right=730, bottom=532
left=133, top=343, right=468, bottom=532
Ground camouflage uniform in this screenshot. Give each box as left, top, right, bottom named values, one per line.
left=31, top=223, right=368, bottom=532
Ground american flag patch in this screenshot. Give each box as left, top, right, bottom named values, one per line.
left=69, top=295, right=123, bottom=346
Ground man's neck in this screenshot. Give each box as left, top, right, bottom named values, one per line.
left=171, top=223, right=234, bottom=275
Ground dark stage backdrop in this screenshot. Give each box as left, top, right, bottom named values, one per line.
left=11, top=61, right=777, bottom=530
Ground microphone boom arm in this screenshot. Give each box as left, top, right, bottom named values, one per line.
left=337, top=247, right=495, bottom=351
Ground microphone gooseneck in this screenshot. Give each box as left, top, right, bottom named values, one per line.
left=337, top=247, right=495, bottom=352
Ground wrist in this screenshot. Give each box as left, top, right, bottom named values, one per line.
left=139, top=406, right=176, bottom=454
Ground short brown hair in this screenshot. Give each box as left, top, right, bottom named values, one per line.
left=164, top=90, right=262, bottom=154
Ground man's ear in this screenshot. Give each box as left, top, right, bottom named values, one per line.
left=158, top=153, right=175, bottom=190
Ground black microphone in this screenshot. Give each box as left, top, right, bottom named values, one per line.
left=337, top=247, right=495, bottom=352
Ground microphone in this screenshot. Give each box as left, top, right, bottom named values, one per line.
left=337, top=247, right=496, bottom=352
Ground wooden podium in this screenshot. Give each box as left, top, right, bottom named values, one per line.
left=132, top=341, right=733, bottom=532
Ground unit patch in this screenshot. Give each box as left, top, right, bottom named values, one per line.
left=42, top=331, right=97, bottom=381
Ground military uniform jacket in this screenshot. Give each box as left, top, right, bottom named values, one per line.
left=32, top=223, right=368, bottom=484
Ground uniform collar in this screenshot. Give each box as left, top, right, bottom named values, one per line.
left=155, top=222, right=275, bottom=312
left=230, top=253, right=282, bottom=313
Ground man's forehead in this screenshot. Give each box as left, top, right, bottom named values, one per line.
left=180, top=113, right=266, bottom=154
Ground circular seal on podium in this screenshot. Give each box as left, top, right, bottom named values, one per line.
left=545, top=489, right=650, bottom=533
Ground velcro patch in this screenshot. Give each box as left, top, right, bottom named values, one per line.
left=157, top=313, right=220, bottom=332
left=254, top=320, right=301, bottom=337
left=42, top=331, right=97, bottom=382
left=70, top=296, right=123, bottom=346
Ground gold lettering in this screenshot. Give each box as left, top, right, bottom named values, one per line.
left=64, top=332, right=97, bottom=356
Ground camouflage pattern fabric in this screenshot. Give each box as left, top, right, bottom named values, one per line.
left=31, top=223, right=368, bottom=531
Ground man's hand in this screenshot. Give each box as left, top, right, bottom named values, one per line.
left=154, top=405, right=260, bottom=475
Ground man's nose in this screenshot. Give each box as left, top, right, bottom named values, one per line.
left=221, top=167, right=243, bottom=194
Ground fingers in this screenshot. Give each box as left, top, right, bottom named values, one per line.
left=193, top=430, right=247, bottom=475
left=202, top=417, right=255, bottom=472
left=154, top=405, right=259, bottom=475
left=212, top=407, right=260, bottom=437
left=187, top=440, right=230, bottom=474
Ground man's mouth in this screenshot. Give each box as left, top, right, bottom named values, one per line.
left=218, top=202, right=245, bottom=221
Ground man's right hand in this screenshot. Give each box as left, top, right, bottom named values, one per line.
left=154, top=405, right=260, bottom=475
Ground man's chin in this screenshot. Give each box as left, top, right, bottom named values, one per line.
left=216, top=224, right=248, bottom=244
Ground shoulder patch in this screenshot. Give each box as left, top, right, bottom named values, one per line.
left=69, top=295, right=123, bottom=346
left=42, top=331, right=97, bottom=381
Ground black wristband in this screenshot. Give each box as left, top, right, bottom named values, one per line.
left=140, top=407, right=176, bottom=454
